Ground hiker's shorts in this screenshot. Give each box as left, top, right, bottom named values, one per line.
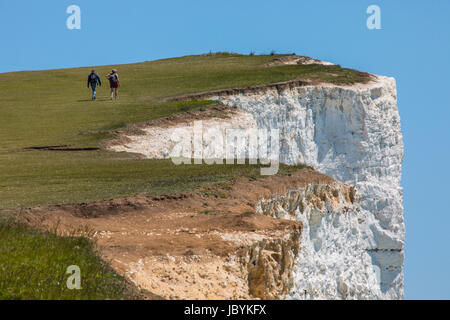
left=110, top=81, right=118, bottom=89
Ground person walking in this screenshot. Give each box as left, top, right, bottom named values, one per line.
left=87, top=69, right=101, bottom=100
left=106, top=69, right=120, bottom=100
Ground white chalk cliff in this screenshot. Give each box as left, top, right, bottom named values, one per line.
left=212, top=75, right=404, bottom=299
left=109, top=75, right=404, bottom=299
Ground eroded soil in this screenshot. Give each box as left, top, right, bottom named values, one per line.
left=19, top=168, right=335, bottom=299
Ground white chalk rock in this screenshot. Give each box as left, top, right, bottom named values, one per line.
left=214, top=75, right=404, bottom=299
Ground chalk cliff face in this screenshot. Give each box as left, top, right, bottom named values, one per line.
left=257, top=182, right=380, bottom=299
left=213, top=76, right=404, bottom=299
left=108, top=75, right=404, bottom=300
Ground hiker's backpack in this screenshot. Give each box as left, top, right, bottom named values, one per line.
left=89, top=73, right=98, bottom=83
left=109, top=73, right=118, bottom=83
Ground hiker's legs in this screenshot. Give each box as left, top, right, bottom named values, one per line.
left=110, top=83, right=118, bottom=100
left=91, top=82, right=97, bottom=100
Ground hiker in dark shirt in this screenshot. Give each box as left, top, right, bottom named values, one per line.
left=87, top=70, right=102, bottom=100
left=106, top=69, right=119, bottom=100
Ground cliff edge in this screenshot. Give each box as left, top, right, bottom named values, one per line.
left=108, top=74, right=404, bottom=299
left=212, top=75, right=404, bottom=299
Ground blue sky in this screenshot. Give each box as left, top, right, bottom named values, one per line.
left=1, top=0, right=449, bottom=299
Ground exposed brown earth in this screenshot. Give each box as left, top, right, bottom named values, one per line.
left=165, top=79, right=319, bottom=103
left=18, top=168, right=338, bottom=300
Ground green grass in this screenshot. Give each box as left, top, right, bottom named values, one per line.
left=0, top=221, right=143, bottom=300
left=0, top=53, right=367, bottom=209
left=0, top=52, right=361, bottom=299
left=0, top=152, right=308, bottom=209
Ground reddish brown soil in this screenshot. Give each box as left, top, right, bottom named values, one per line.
left=18, top=168, right=336, bottom=299
left=20, top=168, right=333, bottom=255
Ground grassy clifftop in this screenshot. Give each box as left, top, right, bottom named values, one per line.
left=0, top=53, right=367, bottom=209
left=0, top=53, right=367, bottom=300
